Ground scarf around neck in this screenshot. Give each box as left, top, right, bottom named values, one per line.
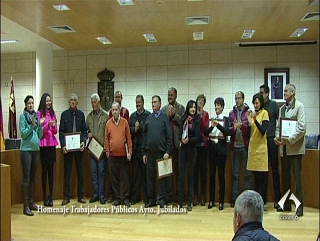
left=23, top=109, right=38, bottom=125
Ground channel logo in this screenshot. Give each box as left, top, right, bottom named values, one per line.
left=278, top=189, right=301, bottom=212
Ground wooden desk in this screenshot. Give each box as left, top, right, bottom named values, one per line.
left=1, top=149, right=319, bottom=209
left=1, top=164, right=11, bottom=241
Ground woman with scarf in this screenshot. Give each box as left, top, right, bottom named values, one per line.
left=19, top=95, right=43, bottom=216
left=247, top=93, right=269, bottom=204
left=178, top=100, right=201, bottom=211
left=37, top=93, right=58, bottom=207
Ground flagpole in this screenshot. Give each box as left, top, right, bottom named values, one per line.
left=9, top=76, right=17, bottom=139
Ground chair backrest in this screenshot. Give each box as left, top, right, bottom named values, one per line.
left=305, top=134, right=319, bottom=150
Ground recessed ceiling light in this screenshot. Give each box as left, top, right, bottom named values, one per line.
left=117, top=0, right=134, bottom=6
left=53, top=5, right=70, bottom=11
left=241, top=30, right=255, bottom=39
left=193, top=32, right=204, bottom=41
left=290, top=28, right=308, bottom=37
left=96, top=37, right=112, bottom=45
left=1, top=39, right=19, bottom=44
left=142, top=34, right=157, bottom=43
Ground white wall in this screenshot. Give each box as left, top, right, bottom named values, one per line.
left=1, top=43, right=319, bottom=139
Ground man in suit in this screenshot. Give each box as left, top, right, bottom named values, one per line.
left=160, top=87, right=185, bottom=203
left=59, top=93, right=88, bottom=205
left=272, top=76, right=283, bottom=100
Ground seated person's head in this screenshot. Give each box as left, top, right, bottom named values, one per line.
left=233, top=190, right=264, bottom=234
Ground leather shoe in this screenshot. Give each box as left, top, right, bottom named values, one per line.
left=61, top=199, right=70, bottom=205
left=219, top=203, right=224, bottom=210
left=89, top=196, right=99, bottom=203
left=274, top=202, right=284, bottom=212
left=78, top=198, right=86, bottom=204
left=274, top=202, right=280, bottom=209
left=208, top=201, right=214, bottom=209
left=112, top=200, right=122, bottom=206
left=187, top=205, right=192, bottom=211
left=100, top=197, right=106, bottom=205
left=44, top=200, right=50, bottom=206
left=145, top=201, right=156, bottom=208
left=107, top=196, right=114, bottom=203
left=158, top=201, right=165, bottom=208
left=201, top=196, right=205, bottom=206
left=296, top=205, right=303, bottom=217
left=230, top=202, right=235, bottom=208
left=124, top=200, right=131, bottom=207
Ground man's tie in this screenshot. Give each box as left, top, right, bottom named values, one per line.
left=73, top=113, right=76, bottom=132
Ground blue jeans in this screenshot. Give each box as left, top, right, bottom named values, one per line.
left=90, top=154, right=106, bottom=199
left=20, top=151, right=39, bottom=186
left=231, top=147, right=252, bottom=202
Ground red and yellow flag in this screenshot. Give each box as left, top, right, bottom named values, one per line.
left=9, top=77, right=17, bottom=139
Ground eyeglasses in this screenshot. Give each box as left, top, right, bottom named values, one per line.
left=235, top=97, right=243, bottom=100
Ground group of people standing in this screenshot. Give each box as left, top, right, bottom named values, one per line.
left=19, top=83, right=306, bottom=218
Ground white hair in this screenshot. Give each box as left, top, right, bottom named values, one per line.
left=91, top=93, right=100, bottom=102
left=234, top=190, right=264, bottom=223
left=69, top=93, right=78, bottom=101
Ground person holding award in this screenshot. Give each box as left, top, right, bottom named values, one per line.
left=274, top=84, right=306, bottom=217
left=246, top=93, right=269, bottom=204
left=205, top=97, right=230, bottom=210
left=161, top=87, right=185, bottom=203
left=59, top=93, right=88, bottom=205
left=37, top=93, right=58, bottom=207
left=178, top=100, right=201, bottom=211
left=105, top=102, right=132, bottom=207
left=86, top=93, right=109, bottom=205
left=19, top=95, right=43, bottom=216
left=107, top=90, right=129, bottom=203
left=142, top=95, right=173, bottom=208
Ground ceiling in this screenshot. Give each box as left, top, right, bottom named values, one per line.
left=1, top=0, right=319, bottom=53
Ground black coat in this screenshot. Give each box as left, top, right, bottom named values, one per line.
left=232, top=222, right=279, bottom=241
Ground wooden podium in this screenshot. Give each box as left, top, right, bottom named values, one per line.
left=1, top=164, right=11, bottom=241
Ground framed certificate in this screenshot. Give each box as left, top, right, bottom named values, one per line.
left=280, top=117, right=297, bottom=138
left=157, top=157, right=173, bottom=179
left=209, top=119, right=225, bottom=139
left=87, top=136, right=104, bottom=160
left=64, top=132, right=81, bottom=152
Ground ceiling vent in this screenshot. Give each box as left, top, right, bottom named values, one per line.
left=185, top=16, right=209, bottom=25
left=47, top=25, right=75, bottom=33
left=301, top=12, right=320, bottom=21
